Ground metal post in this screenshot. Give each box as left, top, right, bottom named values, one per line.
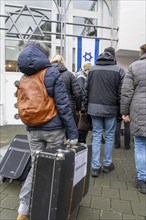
left=63, top=0, right=72, bottom=60
left=0, top=0, right=6, bottom=125
left=110, top=0, right=114, bottom=47
left=103, top=0, right=114, bottom=47
left=53, top=0, right=63, bottom=56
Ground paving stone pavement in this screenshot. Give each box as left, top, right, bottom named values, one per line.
left=0, top=125, right=146, bottom=220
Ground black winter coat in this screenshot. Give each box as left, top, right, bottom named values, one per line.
left=52, top=62, right=82, bottom=119
left=86, top=52, right=125, bottom=117
left=18, top=44, right=78, bottom=139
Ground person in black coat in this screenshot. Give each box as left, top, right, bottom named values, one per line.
left=51, top=54, right=82, bottom=138
left=86, top=47, right=125, bottom=177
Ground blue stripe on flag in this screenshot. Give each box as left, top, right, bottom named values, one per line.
left=94, top=39, right=100, bottom=64
left=77, top=37, right=82, bottom=71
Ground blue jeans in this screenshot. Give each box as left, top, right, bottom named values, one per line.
left=134, top=136, right=146, bottom=181
left=91, top=116, right=116, bottom=169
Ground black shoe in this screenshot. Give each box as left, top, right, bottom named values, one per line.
left=135, top=179, right=146, bottom=194
left=124, top=146, right=131, bottom=150
left=91, top=167, right=101, bottom=177
left=115, top=145, right=120, bottom=149
left=103, top=163, right=115, bottom=173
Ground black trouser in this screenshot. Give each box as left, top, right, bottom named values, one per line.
left=115, top=120, right=130, bottom=149
left=78, top=130, right=88, bottom=143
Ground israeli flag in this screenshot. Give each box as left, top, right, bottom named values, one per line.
left=77, top=37, right=100, bottom=71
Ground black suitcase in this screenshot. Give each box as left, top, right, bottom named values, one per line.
left=0, top=134, right=31, bottom=182
left=29, top=144, right=92, bottom=220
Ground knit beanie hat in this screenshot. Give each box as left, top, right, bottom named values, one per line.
left=140, top=44, right=146, bottom=56
left=83, top=62, right=92, bottom=71
left=104, top=47, right=115, bottom=57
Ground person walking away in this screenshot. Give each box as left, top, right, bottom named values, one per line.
left=16, top=41, right=78, bottom=220
left=75, top=62, right=92, bottom=143
left=121, top=44, right=146, bottom=194
left=86, top=47, right=125, bottom=177
left=50, top=54, right=82, bottom=125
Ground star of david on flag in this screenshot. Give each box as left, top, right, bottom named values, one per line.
left=77, top=37, right=100, bottom=71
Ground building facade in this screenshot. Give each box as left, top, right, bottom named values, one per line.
left=0, top=0, right=145, bottom=125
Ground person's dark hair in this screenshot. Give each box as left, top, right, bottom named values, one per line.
left=24, top=41, right=50, bottom=57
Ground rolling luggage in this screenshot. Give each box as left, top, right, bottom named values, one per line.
left=0, top=134, right=31, bottom=182
left=29, top=144, right=92, bottom=220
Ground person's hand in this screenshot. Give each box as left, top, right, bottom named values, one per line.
left=81, top=106, right=86, bottom=113
left=66, top=139, right=78, bottom=148
left=122, top=115, right=130, bottom=123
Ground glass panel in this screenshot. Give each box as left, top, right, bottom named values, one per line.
left=5, top=39, right=20, bottom=72
left=73, top=0, right=97, bottom=11
left=5, top=1, right=52, bottom=8
left=73, top=16, right=98, bottom=36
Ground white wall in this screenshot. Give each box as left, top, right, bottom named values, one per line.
left=116, top=56, right=138, bottom=72
left=4, top=72, right=23, bottom=125
left=117, top=0, right=146, bottom=51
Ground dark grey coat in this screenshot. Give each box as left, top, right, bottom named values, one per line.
left=86, top=52, right=125, bottom=117
left=120, top=53, right=146, bottom=137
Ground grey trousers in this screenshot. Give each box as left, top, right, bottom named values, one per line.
left=18, top=129, right=65, bottom=215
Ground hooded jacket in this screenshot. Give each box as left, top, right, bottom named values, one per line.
left=51, top=62, right=82, bottom=119
left=86, top=51, right=125, bottom=117
left=120, top=53, right=146, bottom=137
left=18, top=44, right=78, bottom=139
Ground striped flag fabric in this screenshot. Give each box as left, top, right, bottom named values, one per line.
left=77, top=37, right=100, bottom=71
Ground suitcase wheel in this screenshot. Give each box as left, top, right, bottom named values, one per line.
left=1, top=177, right=13, bottom=183
left=1, top=177, right=8, bottom=182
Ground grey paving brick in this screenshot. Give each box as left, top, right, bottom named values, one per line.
left=123, top=166, right=136, bottom=174
left=94, top=178, right=110, bottom=188
left=131, top=201, right=146, bottom=216
left=102, top=172, right=119, bottom=181
left=91, top=196, right=110, bottom=211
left=118, top=172, right=133, bottom=181
left=0, top=208, right=17, bottom=220
left=77, top=206, right=100, bottom=220
left=110, top=180, right=127, bottom=190
left=137, top=191, right=146, bottom=203
left=112, top=167, right=125, bottom=175
left=80, top=195, right=91, bottom=207
left=1, top=182, right=21, bottom=195
left=126, top=180, right=136, bottom=191
left=88, top=186, right=102, bottom=197
left=111, top=199, right=132, bottom=214
left=0, top=182, right=10, bottom=193
left=102, top=187, right=120, bottom=199
left=0, top=125, right=144, bottom=220
left=123, top=214, right=145, bottom=220
left=100, top=210, right=122, bottom=220
left=120, top=189, right=139, bottom=201
left=0, top=193, right=7, bottom=201
left=89, top=177, right=95, bottom=186
left=0, top=195, right=19, bottom=209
